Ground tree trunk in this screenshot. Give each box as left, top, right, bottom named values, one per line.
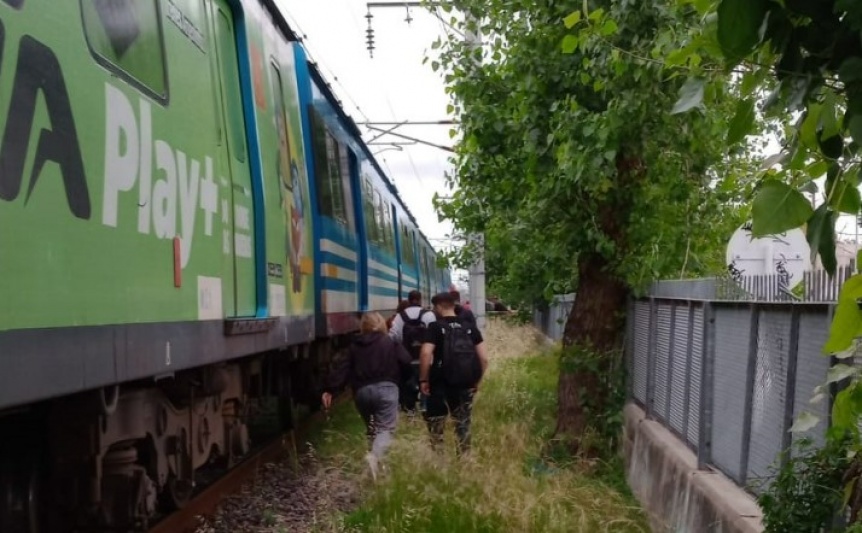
left=554, top=153, right=640, bottom=451
left=554, top=253, right=628, bottom=448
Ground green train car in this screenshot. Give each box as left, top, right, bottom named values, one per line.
left=0, top=0, right=450, bottom=530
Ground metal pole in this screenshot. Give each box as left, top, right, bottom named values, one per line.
left=464, top=15, right=486, bottom=330
left=739, top=303, right=760, bottom=485
left=698, top=302, right=716, bottom=470
left=781, top=308, right=801, bottom=464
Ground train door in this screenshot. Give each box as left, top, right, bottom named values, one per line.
left=210, top=0, right=257, bottom=316
left=350, top=152, right=369, bottom=312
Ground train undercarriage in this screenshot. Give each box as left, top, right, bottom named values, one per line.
left=0, top=340, right=343, bottom=532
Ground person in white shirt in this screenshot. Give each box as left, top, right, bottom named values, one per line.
left=389, top=290, right=436, bottom=343
left=389, top=290, right=435, bottom=412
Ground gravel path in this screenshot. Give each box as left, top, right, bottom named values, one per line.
left=194, top=444, right=361, bottom=533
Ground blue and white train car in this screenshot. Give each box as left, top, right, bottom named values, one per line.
left=293, top=45, right=449, bottom=337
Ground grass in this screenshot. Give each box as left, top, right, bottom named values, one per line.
left=308, top=319, right=649, bottom=533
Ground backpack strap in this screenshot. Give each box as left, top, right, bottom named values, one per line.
left=399, top=309, right=411, bottom=323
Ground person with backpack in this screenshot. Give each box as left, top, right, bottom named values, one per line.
left=448, top=288, right=477, bottom=328
left=321, top=312, right=412, bottom=480
left=389, top=290, right=435, bottom=412
left=419, top=291, right=489, bottom=454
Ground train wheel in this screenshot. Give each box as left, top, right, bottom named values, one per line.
left=0, top=450, right=41, bottom=533
left=159, top=475, right=193, bottom=511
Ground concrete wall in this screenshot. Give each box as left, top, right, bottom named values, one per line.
left=623, top=404, right=763, bottom=533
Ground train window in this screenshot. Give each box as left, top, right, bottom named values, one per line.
left=372, top=191, right=384, bottom=245
left=81, top=0, right=168, bottom=102
left=384, top=201, right=395, bottom=253
left=362, top=178, right=378, bottom=243
left=324, top=134, right=347, bottom=223
left=214, top=9, right=247, bottom=162
left=339, top=147, right=356, bottom=231
left=310, top=109, right=348, bottom=225
left=400, top=224, right=416, bottom=266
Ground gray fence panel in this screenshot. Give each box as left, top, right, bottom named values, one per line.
left=711, top=306, right=752, bottom=483
left=654, top=304, right=673, bottom=422
left=792, top=311, right=831, bottom=450
left=633, top=301, right=650, bottom=404
left=686, top=304, right=704, bottom=448
left=668, top=303, right=690, bottom=436
left=746, top=308, right=793, bottom=489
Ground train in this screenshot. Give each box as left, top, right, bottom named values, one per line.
left=0, top=0, right=450, bottom=530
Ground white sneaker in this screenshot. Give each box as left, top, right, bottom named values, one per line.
left=365, top=452, right=379, bottom=481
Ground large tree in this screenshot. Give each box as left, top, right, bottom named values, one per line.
left=433, top=0, right=755, bottom=447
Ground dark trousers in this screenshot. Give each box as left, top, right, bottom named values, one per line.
left=400, top=362, right=420, bottom=411
left=423, top=385, right=474, bottom=454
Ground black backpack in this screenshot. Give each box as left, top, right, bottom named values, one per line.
left=438, top=320, right=481, bottom=388
left=400, top=308, right=429, bottom=360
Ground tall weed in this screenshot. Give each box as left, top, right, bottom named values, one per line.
left=314, top=320, right=647, bottom=532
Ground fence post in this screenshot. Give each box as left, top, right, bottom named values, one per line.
left=827, top=304, right=838, bottom=430
left=739, top=303, right=760, bottom=485
left=681, top=302, right=696, bottom=443
left=646, top=297, right=658, bottom=419
left=625, top=297, right=635, bottom=398
left=781, top=307, right=802, bottom=463
left=664, top=303, right=678, bottom=423
left=698, top=302, right=716, bottom=470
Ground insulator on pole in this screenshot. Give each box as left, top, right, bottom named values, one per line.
left=365, top=9, right=375, bottom=58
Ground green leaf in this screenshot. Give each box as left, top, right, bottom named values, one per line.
left=820, top=91, right=841, bottom=139
left=789, top=411, right=820, bottom=433
left=824, top=274, right=862, bottom=353
left=839, top=57, right=862, bottom=85
left=561, top=34, right=579, bottom=54
left=600, top=19, right=618, bottom=36
left=588, top=8, right=604, bottom=22
left=727, top=98, right=755, bottom=145
left=740, top=71, right=760, bottom=96
left=827, top=363, right=859, bottom=384
left=717, top=0, right=768, bottom=64
left=671, top=78, right=705, bottom=115
left=832, top=383, right=862, bottom=432
left=810, top=391, right=827, bottom=405
left=799, top=104, right=822, bottom=149
left=806, top=204, right=837, bottom=276
left=849, top=115, right=862, bottom=146
left=828, top=174, right=861, bottom=214
left=806, top=160, right=828, bottom=179
left=563, top=10, right=581, bottom=29
left=751, top=181, right=814, bottom=237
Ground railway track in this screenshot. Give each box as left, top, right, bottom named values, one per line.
left=149, top=399, right=341, bottom=533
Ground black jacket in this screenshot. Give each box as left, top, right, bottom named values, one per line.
left=455, top=304, right=477, bottom=328
left=324, top=332, right=412, bottom=394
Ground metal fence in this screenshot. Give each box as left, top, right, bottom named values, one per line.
left=533, top=293, right=575, bottom=342
left=628, top=276, right=839, bottom=492
left=535, top=272, right=848, bottom=492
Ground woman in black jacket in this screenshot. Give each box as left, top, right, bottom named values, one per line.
left=321, top=312, right=412, bottom=479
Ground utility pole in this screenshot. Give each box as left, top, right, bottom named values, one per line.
left=464, top=15, right=486, bottom=330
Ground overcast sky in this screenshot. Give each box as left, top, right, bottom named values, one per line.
left=274, top=1, right=862, bottom=278
left=275, top=0, right=460, bottom=264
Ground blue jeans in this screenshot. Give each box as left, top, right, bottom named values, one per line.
left=354, top=382, right=399, bottom=460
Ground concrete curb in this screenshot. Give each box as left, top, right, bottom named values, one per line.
left=623, top=403, right=763, bottom=533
